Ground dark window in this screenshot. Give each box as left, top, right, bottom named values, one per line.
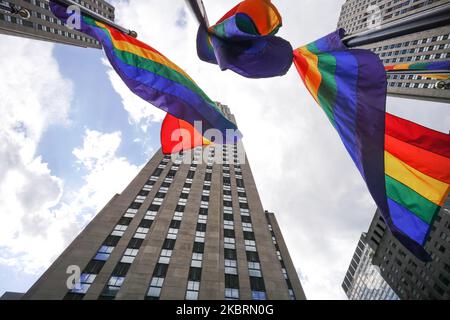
left=153, top=168, right=163, bottom=176
left=170, top=220, right=181, bottom=229
left=224, top=214, right=233, bottom=221
left=128, top=238, right=143, bottom=249
left=203, top=185, right=210, bottom=191
left=201, top=195, right=209, bottom=202
left=187, top=171, right=195, bottom=179
left=129, top=202, right=142, bottom=209
left=241, top=216, right=252, bottom=223
left=236, top=179, right=244, bottom=188
left=224, top=249, right=237, bottom=260
left=84, top=260, right=105, bottom=274
left=205, top=173, right=212, bottom=181
left=196, top=223, right=207, bottom=232
left=188, top=267, right=202, bottom=281
left=153, top=263, right=168, bottom=277
left=246, top=251, right=259, bottom=262
left=63, top=292, right=84, bottom=300
left=139, top=190, right=149, bottom=197
left=167, top=170, right=176, bottom=178
left=285, top=278, right=292, bottom=289
left=175, top=205, right=185, bottom=212
left=223, top=190, right=231, bottom=195
left=118, top=217, right=132, bottom=226
left=161, top=182, right=171, bottom=188
left=239, top=202, right=249, bottom=209
left=238, top=192, right=246, bottom=197
left=243, top=231, right=255, bottom=240
left=184, top=183, right=192, bottom=188
left=162, top=239, right=176, bottom=250
left=223, top=177, right=231, bottom=185
left=147, top=180, right=156, bottom=186
left=224, top=229, right=235, bottom=238
left=112, top=262, right=130, bottom=277
left=139, top=219, right=153, bottom=228
left=250, top=277, right=266, bottom=291
left=180, top=192, right=189, bottom=199
left=155, top=192, right=166, bottom=199
left=103, top=235, right=121, bottom=247
left=223, top=201, right=232, bottom=207
left=193, top=242, right=205, bottom=253
left=199, top=208, right=208, bottom=215
left=148, top=204, right=160, bottom=212
left=225, top=274, right=239, bottom=289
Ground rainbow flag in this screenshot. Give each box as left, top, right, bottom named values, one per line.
left=197, top=0, right=293, bottom=78
left=50, top=1, right=239, bottom=144
left=160, top=114, right=211, bottom=154
left=385, top=113, right=450, bottom=256
left=385, top=61, right=450, bottom=71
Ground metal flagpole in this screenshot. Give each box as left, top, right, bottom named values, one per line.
left=185, top=0, right=209, bottom=27
left=53, top=0, right=137, bottom=38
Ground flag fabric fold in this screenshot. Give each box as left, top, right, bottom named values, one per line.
left=50, top=1, right=240, bottom=152
left=196, top=0, right=293, bottom=78
left=292, top=28, right=443, bottom=260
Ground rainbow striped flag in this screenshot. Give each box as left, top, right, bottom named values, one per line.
left=197, top=0, right=293, bottom=78
left=385, top=113, right=450, bottom=254
left=50, top=1, right=239, bottom=148
left=385, top=60, right=450, bottom=71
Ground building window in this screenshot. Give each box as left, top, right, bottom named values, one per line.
left=94, top=245, right=114, bottom=261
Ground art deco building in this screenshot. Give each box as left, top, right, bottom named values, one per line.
left=22, top=104, right=306, bottom=300
left=337, top=0, right=450, bottom=102
left=0, top=0, right=115, bottom=48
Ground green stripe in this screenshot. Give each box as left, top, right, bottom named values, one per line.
left=408, top=62, right=429, bottom=70
left=307, top=43, right=336, bottom=126
left=235, top=15, right=260, bottom=35
left=385, top=175, right=440, bottom=224
left=83, top=16, right=223, bottom=114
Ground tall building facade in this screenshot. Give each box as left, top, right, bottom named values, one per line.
left=22, top=104, right=306, bottom=300
left=346, top=194, right=450, bottom=300
left=337, top=0, right=450, bottom=102
left=342, top=233, right=399, bottom=300
left=0, top=0, right=115, bottom=48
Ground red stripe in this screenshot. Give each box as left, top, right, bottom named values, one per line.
left=386, top=113, right=450, bottom=158
left=293, top=49, right=309, bottom=84
left=385, top=134, right=450, bottom=184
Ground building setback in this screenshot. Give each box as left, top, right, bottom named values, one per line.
left=342, top=233, right=399, bottom=300
left=0, top=0, right=115, bottom=48
left=22, top=104, right=306, bottom=300
left=337, top=0, right=450, bottom=102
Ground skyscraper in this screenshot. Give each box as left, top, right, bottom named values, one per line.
left=22, top=104, right=306, bottom=300
left=344, top=194, right=450, bottom=300
left=337, top=0, right=450, bottom=102
left=342, top=233, right=399, bottom=300
left=0, top=0, right=115, bottom=48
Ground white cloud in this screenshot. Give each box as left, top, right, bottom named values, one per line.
left=0, top=37, right=142, bottom=277
left=0, top=36, right=74, bottom=273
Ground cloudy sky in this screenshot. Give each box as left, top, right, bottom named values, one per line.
left=0, top=0, right=449, bottom=299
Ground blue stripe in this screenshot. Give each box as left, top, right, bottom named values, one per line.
left=388, top=198, right=429, bottom=245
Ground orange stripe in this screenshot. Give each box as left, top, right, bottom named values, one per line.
left=235, top=0, right=282, bottom=35
left=385, top=134, right=450, bottom=184
left=295, top=47, right=321, bottom=102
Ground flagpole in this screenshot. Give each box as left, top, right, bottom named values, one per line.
left=53, top=0, right=137, bottom=38
left=185, top=0, right=209, bottom=27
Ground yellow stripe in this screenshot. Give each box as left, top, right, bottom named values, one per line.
left=392, top=63, right=410, bottom=70
left=297, top=47, right=321, bottom=103
left=94, top=21, right=194, bottom=82
left=385, top=151, right=450, bottom=206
